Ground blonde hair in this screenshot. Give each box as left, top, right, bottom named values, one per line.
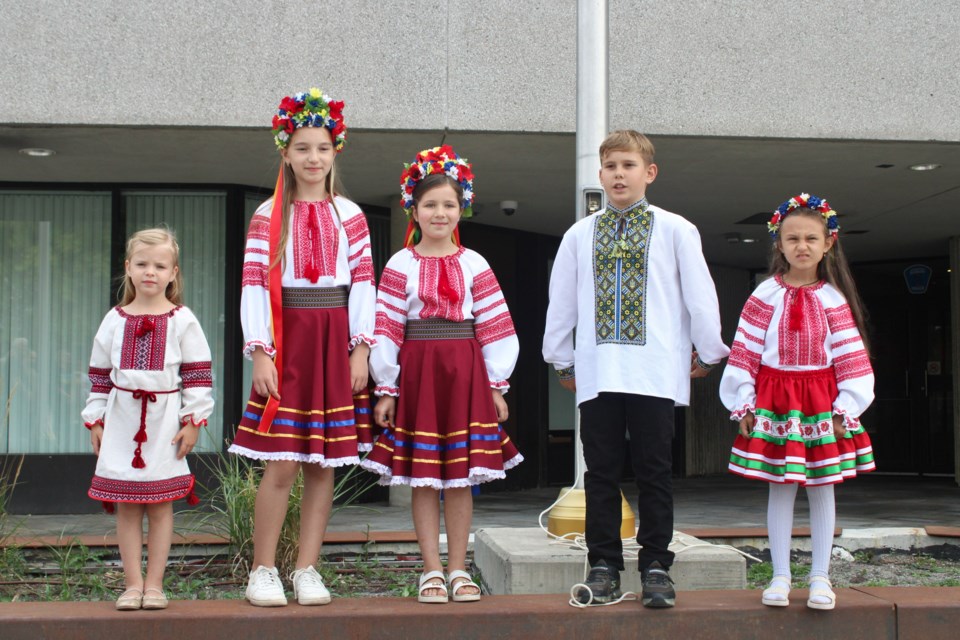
left=270, top=130, right=345, bottom=271
left=600, top=130, right=656, bottom=164
left=769, top=209, right=870, bottom=353
left=119, top=228, right=183, bottom=306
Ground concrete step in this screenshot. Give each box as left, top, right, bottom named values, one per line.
left=2, top=588, right=958, bottom=640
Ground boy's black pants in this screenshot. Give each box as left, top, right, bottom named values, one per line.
left=579, top=392, right=676, bottom=572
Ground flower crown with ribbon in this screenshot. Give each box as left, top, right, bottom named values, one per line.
left=271, top=88, right=347, bottom=151
left=400, top=145, right=474, bottom=246
left=768, top=193, right=840, bottom=240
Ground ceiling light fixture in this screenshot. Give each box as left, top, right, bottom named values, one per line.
left=908, top=163, right=941, bottom=171
left=19, top=148, right=56, bottom=157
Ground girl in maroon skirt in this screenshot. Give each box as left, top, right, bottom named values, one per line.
left=720, top=194, right=875, bottom=611
left=363, top=146, right=522, bottom=603
left=228, top=89, right=377, bottom=607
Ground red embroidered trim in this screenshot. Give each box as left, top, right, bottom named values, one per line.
left=241, top=262, right=269, bottom=288
left=475, top=312, right=516, bottom=347
left=343, top=212, right=370, bottom=245
left=119, top=313, right=169, bottom=371
left=834, top=350, right=873, bottom=382
left=375, top=311, right=406, bottom=348
left=247, top=213, right=270, bottom=242
left=84, top=419, right=104, bottom=431
left=727, top=340, right=761, bottom=375
left=351, top=256, right=375, bottom=284
left=472, top=269, right=501, bottom=301
left=88, top=366, right=113, bottom=394
left=741, top=296, right=774, bottom=330
left=418, top=256, right=465, bottom=321
left=293, top=201, right=338, bottom=282
left=825, top=304, right=857, bottom=333
left=180, top=415, right=208, bottom=428
left=89, top=474, right=194, bottom=503
left=379, top=267, right=407, bottom=299
left=778, top=289, right=827, bottom=367
left=180, top=361, right=213, bottom=388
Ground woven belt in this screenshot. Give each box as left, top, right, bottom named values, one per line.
left=405, top=319, right=475, bottom=341
left=282, top=286, right=348, bottom=309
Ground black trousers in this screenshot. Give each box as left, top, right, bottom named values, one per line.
left=579, top=392, right=675, bottom=572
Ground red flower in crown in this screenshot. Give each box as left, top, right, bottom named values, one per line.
left=278, top=96, right=303, bottom=115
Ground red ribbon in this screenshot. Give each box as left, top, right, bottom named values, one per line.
left=258, top=168, right=286, bottom=433
left=115, top=386, right=178, bottom=468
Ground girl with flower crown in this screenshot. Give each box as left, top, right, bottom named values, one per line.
left=228, top=88, right=377, bottom=607
left=361, top=146, right=522, bottom=603
left=720, top=194, right=876, bottom=611
left=83, top=228, right=214, bottom=611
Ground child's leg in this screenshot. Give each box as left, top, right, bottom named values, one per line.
left=143, top=502, right=174, bottom=592
left=806, top=484, right=837, bottom=606
left=296, top=463, right=334, bottom=569
left=252, top=460, right=301, bottom=568
left=767, top=482, right=798, bottom=580
left=442, top=486, right=478, bottom=596
left=412, top=486, right=444, bottom=597
left=116, top=503, right=146, bottom=589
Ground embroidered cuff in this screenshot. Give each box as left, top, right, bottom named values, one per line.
left=832, top=407, right=862, bottom=431
left=243, top=340, right=276, bottom=360
left=490, top=380, right=510, bottom=394
left=374, top=384, right=400, bottom=397
left=84, top=418, right=104, bottom=431
left=555, top=366, right=575, bottom=381
left=349, top=334, right=377, bottom=351
left=180, top=415, right=208, bottom=428
left=729, top=404, right=755, bottom=422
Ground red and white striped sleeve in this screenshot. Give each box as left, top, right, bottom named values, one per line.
left=719, top=279, right=777, bottom=421
left=240, top=199, right=275, bottom=359
left=369, top=252, right=410, bottom=397
left=340, top=200, right=377, bottom=350
left=466, top=251, right=519, bottom=393
left=822, top=286, right=874, bottom=429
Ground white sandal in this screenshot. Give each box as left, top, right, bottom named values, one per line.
left=761, top=577, right=791, bottom=607
left=448, top=569, right=481, bottom=602
left=418, top=570, right=448, bottom=604
left=807, top=577, right=836, bottom=610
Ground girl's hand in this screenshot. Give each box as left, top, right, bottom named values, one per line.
left=559, top=377, right=576, bottom=393
left=172, top=424, right=199, bottom=459
left=374, top=395, right=396, bottom=428
left=90, top=425, right=104, bottom=456
left=492, top=389, right=509, bottom=422
left=833, top=414, right=847, bottom=438
left=738, top=412, right=755, bottom=438
left=252, top=347, right=280, bottom=400
left=349, top=343, right=370, bottom=395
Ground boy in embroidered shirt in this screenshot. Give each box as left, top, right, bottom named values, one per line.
left=543, top=130, right=729, bottom=607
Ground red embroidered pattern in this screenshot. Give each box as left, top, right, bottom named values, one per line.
left=834, top=350, right=873, bottom=382
left=825, top=304, right=857, bottom=333
left=89, top=474, right=193, bottom=503
left=472, top=269, right=501, bottom=301
left=375, top=311, right=406, bottom=348
left=727, top=341, right=761, bottom=375
left=832, top=335, right=862, bottom=350
left=475, top=312, right=516, bottom=347
left=377, top=299, right=406, bottom=317
left=379, top=267, right=407, bottom=299
left=351, top=256, right=375, bottom=284
left=419, top=257, right=465, bottom=321
left=736, top=326, right=764, bottom=345
left=88, top=366, right=113, bottom=394
left=778, top=290, right=827, bottom=366
left=247, top=214, right=270, bottom=242
left=473, top=301, right=503, bottom=318
left=741, top=296, right=774, bottom=330
left=120, top=315, right=168, bottom=370
left=241, top=262, right=269, bottom=288
left=180, top=361, right=213, bottom=388
left=343, top=213, right=370, bottom=245
left=293, top=201, right=338, bottom=281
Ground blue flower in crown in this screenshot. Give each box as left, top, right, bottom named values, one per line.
left=768, top=193, right=840, bottom=240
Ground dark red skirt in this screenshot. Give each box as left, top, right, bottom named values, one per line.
left=229, top=289, right=372, bottom=466
left=362, top=325, right=522, bottom=489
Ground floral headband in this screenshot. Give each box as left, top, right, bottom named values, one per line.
left=271, top=88, right=346, bottom=151
left=768, top=193, right=839, bottom=240
left=399, top=145, right=474, bottom=218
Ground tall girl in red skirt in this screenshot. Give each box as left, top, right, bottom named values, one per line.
left=720, top=194, right=875, bottom=611
left=228, top=89, right=377, bottom=607
left=363, top=146, right=522, bottom=604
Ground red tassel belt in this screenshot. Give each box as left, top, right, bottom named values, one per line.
left=114, top=386, right=178, bottom=469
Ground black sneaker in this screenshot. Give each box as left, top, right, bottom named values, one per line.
left=573, top=559, right=622, bottom=604
left=641, top=561, right=675, bottom=608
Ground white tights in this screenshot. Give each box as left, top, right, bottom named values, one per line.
left=767, top=482, right=835, bottom=583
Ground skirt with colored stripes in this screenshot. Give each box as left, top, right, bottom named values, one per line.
left=729, top=366, right=875, bottom=485
left=229, top=287, right=373, bottom=466
left=361, top=320, right=522, bottom=489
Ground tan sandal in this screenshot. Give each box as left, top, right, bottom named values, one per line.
left=115, top=588, right=143, bottom=611
left=761, top=577, right=791, bottom=607
left=807, top=577, right=835, bottom=610
left=418, top=571, right=448, bottom=604
left=448, top=569, right=481, bottom=602
left=141, top=588, right=169, bottom=610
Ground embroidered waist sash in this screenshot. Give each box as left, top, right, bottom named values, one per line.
left=281, top=286, right=348, bottom=309
left=405, top=319, right=475, bottom=341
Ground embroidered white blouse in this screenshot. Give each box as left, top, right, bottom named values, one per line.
left=542, top=204, right=729, bottom=406
left=240, top=196, right=377, bottom=357
left=719, top=275, right=874, bottom=429
left=370, top=246, right=519, bottom=397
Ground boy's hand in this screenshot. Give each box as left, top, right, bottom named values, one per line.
left=374, top=396, right=396, bottom=428
left=559, top=377, right=576, bottom=393
left=252, top=347, right=280, bottom=400
left=349, top=343, right=370, bottom=395
left=690, top=351, right=713, bottom=379
left=90, top=424, right=104, bottom=456
left=738, top=413, right=755, bottom=438
left=173, top=424, right=199, bottom=459
left=833, top=414, right=847, bottom=438
left=492, top=389, right=509, bottom=422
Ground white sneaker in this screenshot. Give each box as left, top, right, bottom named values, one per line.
left=290, top=565, right=332, bottom=605
left=245, top=565, right=288, bottom=607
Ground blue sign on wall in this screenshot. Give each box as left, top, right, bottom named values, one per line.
left=903, top=264, right=933, bottom=294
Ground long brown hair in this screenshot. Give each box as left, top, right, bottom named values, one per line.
left=769, top=208, right=870, bottom=353
left=118, top=228, right=183, bottom=306
left=269, top=131, right=345, bottom=272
